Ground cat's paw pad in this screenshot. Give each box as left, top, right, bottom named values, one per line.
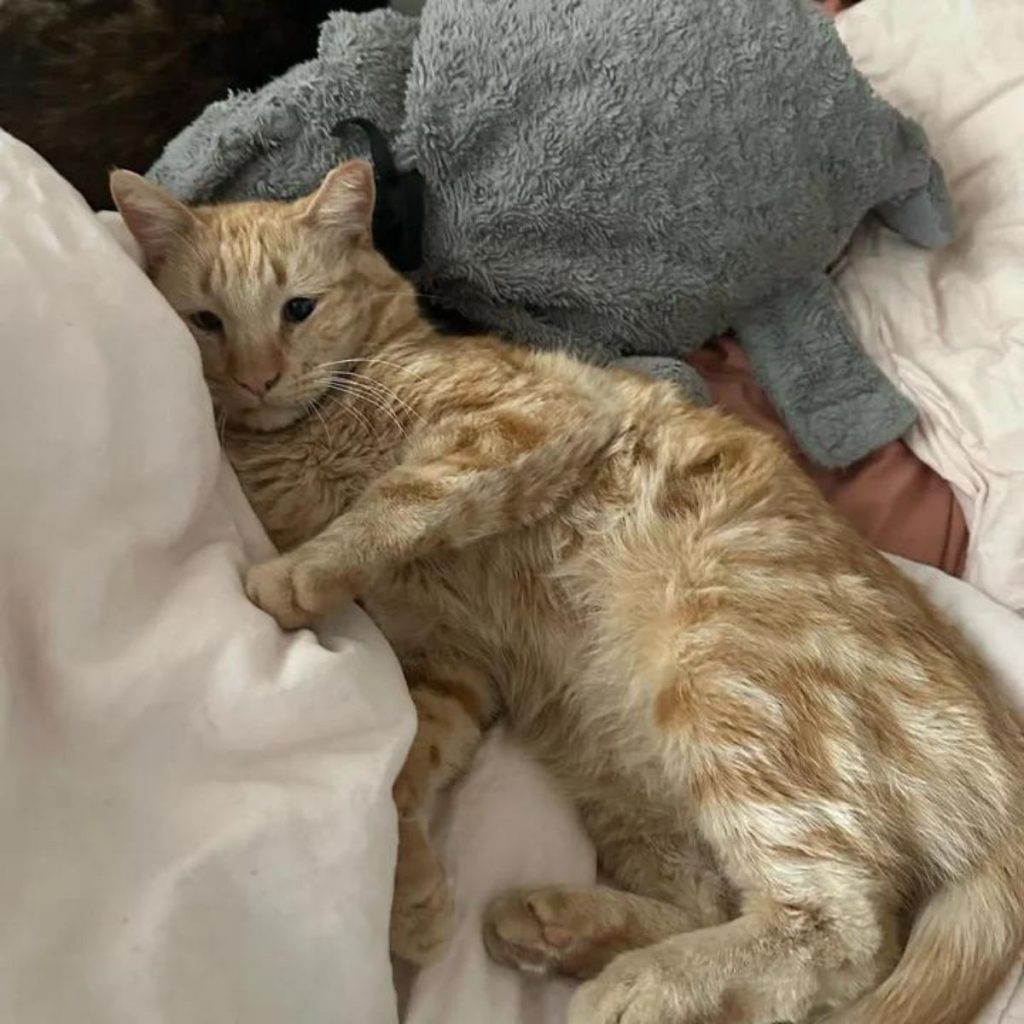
left=244, top=556, right=352, bottom=630
left=484, top=887, right=607, bottom=977
left=390, top=819, right=455, bottom=966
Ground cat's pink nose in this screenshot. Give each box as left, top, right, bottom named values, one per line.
left=233, top=372, right=281, bottom=398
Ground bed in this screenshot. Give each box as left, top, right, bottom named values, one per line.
left=0, top=0, right=1020, bottom=1021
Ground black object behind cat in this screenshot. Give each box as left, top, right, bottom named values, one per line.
left=0, top=0, right=387, bottom=208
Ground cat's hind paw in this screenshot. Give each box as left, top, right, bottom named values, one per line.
left=485, top=888, right=591, bottom=976
left=390, top=818, right=455, bottom=966
left=569, top=951, right=683, bottom=1024
left=484, top=886, right=635, bottom=979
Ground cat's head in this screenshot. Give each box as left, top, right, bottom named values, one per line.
left=110, top=161, right=405, bottom=431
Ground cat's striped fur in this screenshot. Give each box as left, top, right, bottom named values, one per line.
left=112, top=161, right=1024, bottom=1024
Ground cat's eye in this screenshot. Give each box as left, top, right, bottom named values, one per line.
left=190, top=310, right=223, bottom=332
left=283, top=297, right=317, bottom=324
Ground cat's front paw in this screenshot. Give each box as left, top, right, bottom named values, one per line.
left=244, top=555, right=354, bottom=630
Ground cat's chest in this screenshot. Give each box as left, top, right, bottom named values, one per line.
left=367, top=526, right=586, bottom=698
left=225, top=425, right=395, bottom=552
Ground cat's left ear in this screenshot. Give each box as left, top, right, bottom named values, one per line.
left=301, top=160, right=375, bottom=240
left=109, top=169, right=198, bottom=270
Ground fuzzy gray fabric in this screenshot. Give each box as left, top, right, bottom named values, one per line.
left=149, top=0, right=953, bottom=467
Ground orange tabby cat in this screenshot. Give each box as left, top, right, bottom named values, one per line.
left=111, top=161, right=1024, bottom=1024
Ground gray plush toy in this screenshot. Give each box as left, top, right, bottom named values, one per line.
left=149, top=0, right=953, bottom=467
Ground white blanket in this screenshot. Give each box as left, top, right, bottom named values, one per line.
left=836, top=0, right=1024, bottom=613
left=0, top=129, right=414, bottom=1024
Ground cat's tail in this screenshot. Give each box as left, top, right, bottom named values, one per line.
left=828, top=841, right=1024, bottom=1024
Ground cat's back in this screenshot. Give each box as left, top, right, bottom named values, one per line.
left=565, top=382, right=1023, bottom=860
left=350, top=335, right=1022, bottom=887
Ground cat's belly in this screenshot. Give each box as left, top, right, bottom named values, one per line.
left=366, top=544, right=628, bottom=776
left=366, top=539, right=733, bottom=920
left=365, top=549, right=687, bottom=808
left=367, top=557, right=588, bottom=742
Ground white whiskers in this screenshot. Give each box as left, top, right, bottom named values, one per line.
left=291, top=358, right=425, bottom=440
left=306, top=397, right=334, bottom=449
left=319, top=375, right=409, bottom=438
left=312, top=356, right=427, bottom=388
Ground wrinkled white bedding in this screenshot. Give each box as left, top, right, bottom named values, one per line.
left=0, top=129, right=414, bottom=1024
left=836, top=0, right=1024, bottom=613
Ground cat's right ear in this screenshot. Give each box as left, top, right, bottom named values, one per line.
left=109, top=170, right=197, bottom=270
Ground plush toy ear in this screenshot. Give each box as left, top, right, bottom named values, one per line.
left=109, top=170, right=197, bottom=269
left=301, top=159, right=375, bottom=239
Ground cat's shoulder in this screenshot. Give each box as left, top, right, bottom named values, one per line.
left=395, top=331, right=620, bottom=413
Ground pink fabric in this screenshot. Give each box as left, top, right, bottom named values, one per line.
left=688, top=339, right=968, bottom=577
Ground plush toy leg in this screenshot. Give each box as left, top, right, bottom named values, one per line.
left=613, top=355, right=711, bottom=406
left=734, top=274, right=916, bottom=468
left=875, top=159, right=955, bottom=249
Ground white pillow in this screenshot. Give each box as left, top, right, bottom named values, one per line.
left=0, top=129, right=413, bottom=1024
left=835, top=0, right=1024, bottom=612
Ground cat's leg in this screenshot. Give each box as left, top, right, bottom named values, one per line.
left=484, top=805, right=732, bottom=979
left=245, top=400, right=619, bottom=630
left=562, top=761, right=899, bottom=1019
left=483, top=884, right=702, bottom=979
left=390, top=663, right=496, bottom=965
left=569, top=890, right=900, bottom=1024
left=391, top=815, right=453, bottom=966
